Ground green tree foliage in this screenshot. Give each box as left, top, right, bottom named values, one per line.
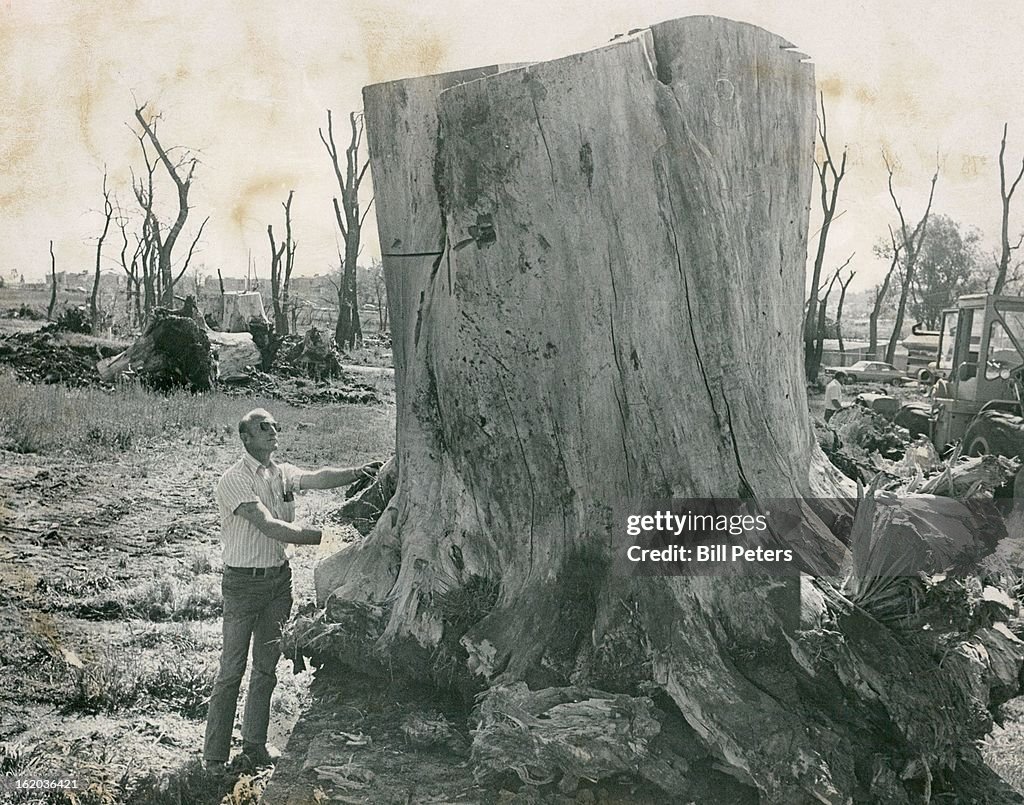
left=876, top=214, right=983, bottom=330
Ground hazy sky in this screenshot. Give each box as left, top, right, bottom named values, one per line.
left=2, top=1, right=1022, bottom=293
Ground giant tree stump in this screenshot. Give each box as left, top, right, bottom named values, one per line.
left=314, top=17, right=1019, bottom=803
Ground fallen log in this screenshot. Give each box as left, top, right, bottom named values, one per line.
left=206, top=330, right=261, bottom=381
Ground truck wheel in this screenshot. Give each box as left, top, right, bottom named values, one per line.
left=961, top=411, right=1024, bottom=460
left=966, top=434, right=991, bottom=456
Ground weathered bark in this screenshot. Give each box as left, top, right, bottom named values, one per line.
left=311, top=17, right=1017, bottom=804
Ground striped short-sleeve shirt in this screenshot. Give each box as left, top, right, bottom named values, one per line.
left=216, top=453, right=303, bottom=568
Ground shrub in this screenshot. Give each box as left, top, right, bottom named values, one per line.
left=63, top=646, right=146, bottom=714
left=54, top=306, right=91, bottom=333
left=143, top=656, right=215, bottom=718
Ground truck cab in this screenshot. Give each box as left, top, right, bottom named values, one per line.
left=931, top=294, right=1024, bottom=451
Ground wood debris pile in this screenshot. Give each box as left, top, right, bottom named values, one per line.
left=0, top=329, right=120, bottom=386
left=221, top=367, right=380, bottom=406
left=470, top=684, right=675, bottom=793
left=272, top=327, right=345, bottom=379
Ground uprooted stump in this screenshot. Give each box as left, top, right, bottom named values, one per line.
left=97, top=309, right=216, bottom=391
left=308, top=15, right=1023, bottom=804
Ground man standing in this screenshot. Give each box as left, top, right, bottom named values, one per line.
left=824, top=374, right=843, bottom=422
left=203, top=408, right=379, bottom=771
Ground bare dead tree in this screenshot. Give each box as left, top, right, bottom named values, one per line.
left=131, top=132, right=159, bottom=317
left=869, top=227, right=902, bottom=358
left=268, top=190, right=297, bottom=335
left=804, top=92, right=847, bottom=381
left=370, top=259, right=388, bottom=331
left=994, top=123, right=1024, bottom=294
left=174, top=216, right=209, bottom=298
left=133, top=104, right=203, bottom=307
left=811, top=256, right=850, bottom=369
left=47, top=240, right=57, bottom=320
left=114, top=203, right=144, bottom=328
left=883, top=152, right=939, bottom=364
left=835, top=268, right=856, bottom=355
left=90, top=169, right=114, bottom=334
left=320, top=109, right=374, bottom=349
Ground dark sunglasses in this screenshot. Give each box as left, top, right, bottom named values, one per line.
left=257, top=421, right=282, bottom=433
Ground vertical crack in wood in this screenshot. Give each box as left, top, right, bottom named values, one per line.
left=493, top=363, right=536, bottom=570
left=529, top=93, right=557, bottom=190
left=659, top=155, right=723, bottom=436
left=612, top=384, right=634, bottom=496
left=549, top=424, right=572, bottom=547
left=606, top=254, right=634, bottom=494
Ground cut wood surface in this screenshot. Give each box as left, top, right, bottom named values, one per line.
left=218, top=290, right=269, bottom=332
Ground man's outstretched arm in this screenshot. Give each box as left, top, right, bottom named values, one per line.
left=235, top=501, right=323, bottom=545
left=298, top=462, right=382, bottom=490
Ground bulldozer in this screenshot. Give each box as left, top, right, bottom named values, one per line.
left=929, top=293, right=1024, bottom=457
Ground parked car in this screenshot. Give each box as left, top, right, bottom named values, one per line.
left=824, top=360, right=906, bottom=385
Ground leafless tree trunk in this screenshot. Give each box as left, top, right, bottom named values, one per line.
left=321, top=110, right=373, bottom=349
left=131, top=132, right=160, bottom=319
left=883, top=153, right=938, bottom=364
left=47, top=240, right=57, bottom=320
left=90, top=170, right=114, bottom=334
left=813, top=265, right=842, bottom=369
left=994, top=123, right=1024, bottom=294
left=835, top=269, right=856, bottom=355
left=372, top=260, right=388, bottom=331
left=869, top=228, right=901, bottom=358
left=133, top=104, right=207, bottom=307
left=804, top=93, right=847, bottom=382
left=268, top=190, right=296, bottom=335
left=115, top=208, right=143, bottom=329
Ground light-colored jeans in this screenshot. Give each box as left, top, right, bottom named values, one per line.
left=203, top=565, right=292, bottom=762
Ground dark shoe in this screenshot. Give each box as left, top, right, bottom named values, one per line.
left=239, top=742, right=276, bottom=768
left=203, top=759, right=229, bottom=777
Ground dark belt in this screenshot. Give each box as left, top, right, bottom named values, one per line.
left=224, top=562, right=289, bottom=578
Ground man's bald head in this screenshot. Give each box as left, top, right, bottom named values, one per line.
left=238, top=408, right=275, bottom=437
